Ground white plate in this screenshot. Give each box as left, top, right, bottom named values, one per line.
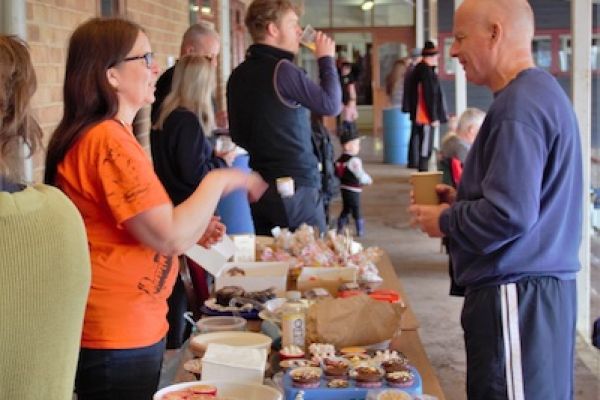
left=154, top=380, right=282, bottom=400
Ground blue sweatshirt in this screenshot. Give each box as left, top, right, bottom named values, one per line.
left=439, top=68, right=582, bottom=290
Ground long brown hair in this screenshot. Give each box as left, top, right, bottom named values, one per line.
left=44, top=18, right=140, bottom=184
left=154, top=55, right=215, bottom=135
left=0, top=35, right=42, bottom=182
left=385, top=58, right=407, bottom=97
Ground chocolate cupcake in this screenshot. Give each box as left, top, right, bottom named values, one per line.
left=385, top=370, right=415, bottom=388
left=381, top=359, right=410, bottom=374
left=352, top=366, right=384, bottom=388
left=322, top=357, right=349, bottom=380
left=290, top=367, right=322, bottom=389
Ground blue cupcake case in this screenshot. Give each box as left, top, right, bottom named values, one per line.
left=283, top=366, right=422, bottom=400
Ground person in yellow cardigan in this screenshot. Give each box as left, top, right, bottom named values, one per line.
left=0, top=35, right=91, bottom=399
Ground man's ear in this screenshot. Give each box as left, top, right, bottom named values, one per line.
left=106, top=67, right=119, bottom=90
left=266, top=21, right=279, bottom=39
left=490, top=22, right=502, bottom=45
left=182, top=45, right=195, bottom=56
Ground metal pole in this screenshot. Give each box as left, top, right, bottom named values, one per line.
left=454, top=0, right=466, bottom=117
left=572, top=0, right=592, bottom=341
left=1, top=0, right=31, bottom=183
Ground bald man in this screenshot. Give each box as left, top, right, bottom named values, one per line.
left=151, top=22, right=220, bottom=123
left=410, top=1, right=582, bottom=399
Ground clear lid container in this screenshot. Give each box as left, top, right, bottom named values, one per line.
left=196, top=316, right=247, bottom=333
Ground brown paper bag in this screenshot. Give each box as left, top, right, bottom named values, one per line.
left=306, top=294, right=405, bottom=348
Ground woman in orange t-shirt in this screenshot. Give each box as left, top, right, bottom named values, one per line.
left=44, top=18, right=266, bottom=400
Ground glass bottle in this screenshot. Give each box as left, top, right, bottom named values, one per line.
left=281, top=290, right=306, bottom=350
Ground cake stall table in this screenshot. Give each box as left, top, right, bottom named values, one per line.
left=163, top=245, right=446, bottom=400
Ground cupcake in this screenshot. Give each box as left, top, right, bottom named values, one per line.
left=290, top=366, right=322, bottom=389
left=280, top=358, right=318, bottom=370
left=327, top=378, right=350, bottom=389
left=352, top=365, right=384, bottom=388
left=385, top=370, right=415, bottom=388
left=381, top=359, right=410, bottom=374
left=322, top=357, right=350, bottom=380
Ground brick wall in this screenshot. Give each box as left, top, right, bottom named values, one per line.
left=125, top=0, right=189, bottom=150
left=27, top=0, right=97, bottom=182
left=26, top=0, right=188, bottom=182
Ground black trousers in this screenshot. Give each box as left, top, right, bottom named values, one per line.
left=165, top=274, right=190, bottom=349
left=462, top=277, right=576, bottom=400
left=408, top=123, right=420, bottom=169
left=416, top=123, right=434, bottom=171
left=339, top=189, right=361, bottom=221
left=251, top=184, right=326, bottom=235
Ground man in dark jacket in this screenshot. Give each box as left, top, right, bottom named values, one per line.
left=227, top=0, right=341, bottom=235
left=151, top=22, right=221, bottom=125
left=405, top=40, right=448, bottom=171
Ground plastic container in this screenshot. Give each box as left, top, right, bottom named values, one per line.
left=196, top=316, right=247, bottom=333
left=383, top=107, right=411, bottom=165
left=281, top=291, right=307, bottom=351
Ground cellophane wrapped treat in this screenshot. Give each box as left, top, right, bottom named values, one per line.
left=259, top=224, right=383, bottom=283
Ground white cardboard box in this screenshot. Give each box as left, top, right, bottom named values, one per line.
left=215, top=261, right=289, bottom=297
left=201, top=343, right=266, bottom=385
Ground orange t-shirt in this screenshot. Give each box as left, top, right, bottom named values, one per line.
left=57, top=119, right=176, bottom=349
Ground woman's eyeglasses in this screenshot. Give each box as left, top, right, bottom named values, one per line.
left=113, top=52, right=154, bottom=69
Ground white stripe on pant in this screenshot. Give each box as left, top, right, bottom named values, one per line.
left=500, top=283, right=525, bottom=400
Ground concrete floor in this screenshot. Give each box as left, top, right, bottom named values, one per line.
left=328, top=137, right=600, bottom=399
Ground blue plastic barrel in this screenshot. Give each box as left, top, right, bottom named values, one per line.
left=383, top=107, right=411, bottom=165
left=216, top=153, right=255, bottom=234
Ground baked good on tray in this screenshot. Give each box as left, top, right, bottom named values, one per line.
left=385, top=370, right=415, bottom=388
left=381, top=359, right=410, bottom=374
left=352, top=365, right=384, bottom=388
left=215, top=286, right=245, bottom=306
left=290, top=366, right=322, bottom=389
left=322, top=357, right=350, bottom=380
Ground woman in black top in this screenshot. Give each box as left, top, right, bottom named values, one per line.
left=151, top=55, right=236, bottom=206
left=150, top=54, right=237, bottom=348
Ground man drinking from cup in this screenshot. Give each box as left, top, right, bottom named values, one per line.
left=227, top=0, right=341, bottom=235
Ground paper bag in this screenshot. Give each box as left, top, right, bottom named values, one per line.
left=306, top=294, right=405, bottom=348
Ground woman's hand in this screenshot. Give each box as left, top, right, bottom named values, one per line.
left=198, top=216, right=226, bottom=248
left=246, top=172, right=268, bottom=203
left=216, top=149, right=237, bottom=167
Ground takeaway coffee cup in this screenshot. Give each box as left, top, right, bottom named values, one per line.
left=410, top=171, right=443, bottom=205
left=276, top=177, right=294, bottom=198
